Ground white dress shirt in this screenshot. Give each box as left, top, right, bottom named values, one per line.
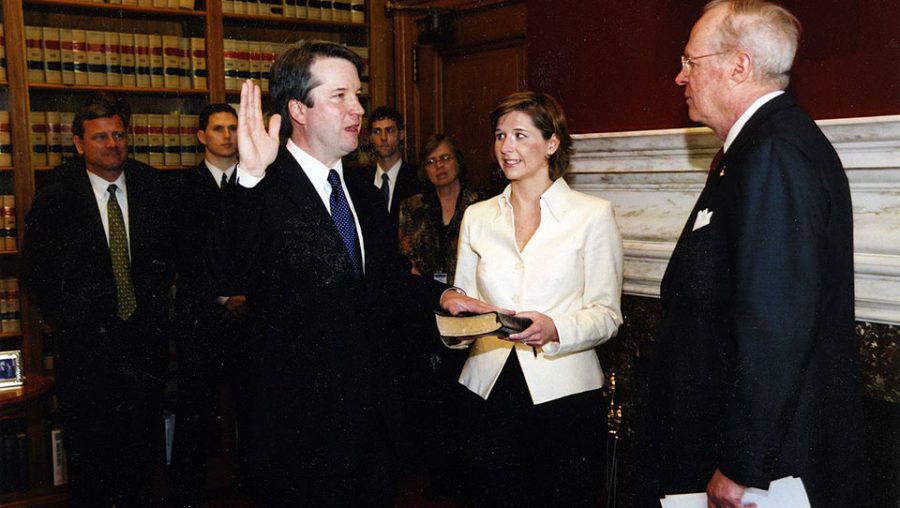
left=236, top=139, right=366, bottom=266
left=454, top=178, right=624, bottom=404
left=373, top=158, right=402, bottom=210
left=86, top=170, right=129, bottom=252
left=204, top=159, right=236, bottom=188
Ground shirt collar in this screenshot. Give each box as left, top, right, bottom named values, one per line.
left=724, top=90, right=784, bottom=152
left=286, top=138, right=344, bottom=184
left=375, top=158, right=403, bottom=182
left=86, top=168, right=126, bottom=200
left=497, top=178, right=571, bottom=223
left=204, top=159, right=236, bottom=187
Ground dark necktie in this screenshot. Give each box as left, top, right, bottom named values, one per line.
left=381, top=172, right=390, bottom=210
left=220, top=172, right=228, bottom=190
left=107, top=184, right=136, bottom=320
left=710, top=147, right=724, bottom=174
left=327, top=170, right=362, bottom=276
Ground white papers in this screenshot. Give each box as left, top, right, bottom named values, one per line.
left=660, top=476, right=809, bottom=508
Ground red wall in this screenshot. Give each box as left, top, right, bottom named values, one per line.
left=527, top=0, right=900, bottom=134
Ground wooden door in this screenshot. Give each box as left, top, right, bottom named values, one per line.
left=394, top=0, right=526, bottom=194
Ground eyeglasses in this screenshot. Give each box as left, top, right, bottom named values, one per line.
left=680, top=52, right=726, bottom=76
left=424, top=154, right=454, bottom=167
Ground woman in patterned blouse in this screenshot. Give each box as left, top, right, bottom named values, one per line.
left=398, top=134, right=481, bottom=285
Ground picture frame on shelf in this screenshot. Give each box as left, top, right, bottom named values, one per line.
left=0, top=350, right=23, bottom=389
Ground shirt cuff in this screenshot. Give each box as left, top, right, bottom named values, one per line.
left=236, top=164, right=264, bottom=188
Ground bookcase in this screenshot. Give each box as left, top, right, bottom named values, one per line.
left=0, top=0, right=387, bottom=504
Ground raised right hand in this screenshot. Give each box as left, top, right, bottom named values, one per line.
left=238, top=79, right=282, bottom=176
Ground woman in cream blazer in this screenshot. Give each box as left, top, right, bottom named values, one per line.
left=453, top=92, right=623, bottom=508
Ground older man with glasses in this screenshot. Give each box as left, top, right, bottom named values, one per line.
left=638, top=1, right=868, bottom=507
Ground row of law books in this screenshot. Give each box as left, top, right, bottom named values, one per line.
left=25, top=26, right=207, bottom=90
left=129, top=113, right=204, bottom=167
left=0, top=278, right=20, bottom=334
left=0, top=418, right=28, bottom=494
left=63, top=0, right=194, bottom=7
left=223, top=40, right=368, bottom=93
left=29, top=112, right=75, bottom=167
left=224, top=0, right=366, bottom=22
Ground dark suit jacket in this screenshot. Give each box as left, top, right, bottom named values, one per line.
left=361, top=160, right=422, bottom=229
left=21, top=158, right=177, bottom=404
left=223, top=148, right=445, bottom=481
left=643, top=93, right=867, bottom=506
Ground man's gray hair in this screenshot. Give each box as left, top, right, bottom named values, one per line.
left=705, top=0, right=801, bottom=88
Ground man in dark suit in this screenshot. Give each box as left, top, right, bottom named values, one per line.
left=170, top=103, right=249, bottom=506
left=22, top=93, right=177, bottom=506
left=228, top=41, right=496, bottom=506
left=641, top=1, right=867, bottom=507
left=361, top=105, right=421, bottom=229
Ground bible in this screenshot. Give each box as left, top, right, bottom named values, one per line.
left=434, top=311, right=532, bottom=349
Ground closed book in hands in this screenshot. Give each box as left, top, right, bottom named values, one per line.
left=434, top=311, right=531, bottom=348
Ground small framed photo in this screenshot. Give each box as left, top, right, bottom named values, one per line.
left=0, top=350, right=23, bottom=389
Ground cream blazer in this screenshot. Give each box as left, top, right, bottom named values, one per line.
left=454, top=179, right=624, bottom=404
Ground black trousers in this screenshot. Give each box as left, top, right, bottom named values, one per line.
left=460, top=352, right=606, bottom=508
left=56, top=320, right=164, bottom=508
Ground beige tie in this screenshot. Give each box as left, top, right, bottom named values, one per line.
left=107, top=184, right=136, bottom=320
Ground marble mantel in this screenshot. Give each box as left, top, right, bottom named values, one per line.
left=569, top=114, right=900, bottom=326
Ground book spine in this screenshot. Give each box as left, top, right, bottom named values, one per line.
left=119, top=33, right=136, bottom=87
left=162, top=35, right=180, bottom=89
left=42, top=27, right=63, bottom=85
left=25, top=26, right=45, bottom=83
left=51, top=428, right=67, bottom=486
left=163, top=114, right=181, bottom=166
left=72, top=29, right=89, bottom=86
left=134, top=33, right=151, bottom=88
left=104, top=31, right=122, bottom=87
left=85, top=30, right=107, bottom=86
left=60, top=112, right=75, bottom=161
left=223, top=39, right=239, bottom=91
left=147, top=114, right=165, bottom=166
left=0, top=111, right=11, bottom=167
left=0, top=201, right=13, bottom=251
left=130, top=113, right=150, bottom=164
left=350, top=0, right=365, bottom=23
left=178, top=37, right=191, bottom=90
left=285, top=0, right=297, bottom=18
left=334, top=1, right=351, bottom=22
left=307, top=0, right=322, bottom=20
left=249, top=41, right=262, bottom=86
left=0, top=24, right=6, bottom=82
left=296, top=0, right=308, bottom=18
left=59, top=28, right=75, bottom=85
left=237, top=40, right=251, bottom=84
left=30, top=111, right=48, bottom=167
left=179, top=114, right=198, bottom=166
left=321, top=1, right=334, bottom=21
left=190, top=37, right=207, bottom=90
left=149, top=35, right=164, bottom=88
left=45, top=111, right=62, bottom=167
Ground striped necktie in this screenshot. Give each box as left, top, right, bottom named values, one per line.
left=107, top=184, right=136, bottom=320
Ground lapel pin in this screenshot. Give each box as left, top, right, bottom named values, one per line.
left=719, top=166, right=726, bottom=177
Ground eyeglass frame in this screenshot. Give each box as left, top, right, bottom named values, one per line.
left=680, top=52, right=727, bottom=76
left=423, top=153, right=455, bottom=167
